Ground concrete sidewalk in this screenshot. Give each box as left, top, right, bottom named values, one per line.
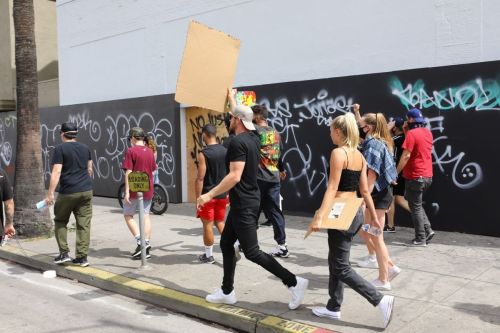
left=1, top=197, right=500, bottom=333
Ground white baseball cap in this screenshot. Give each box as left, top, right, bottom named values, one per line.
left=231, top=105, right=256, bottom=131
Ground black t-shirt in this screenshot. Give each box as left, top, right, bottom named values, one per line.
left=202, top=143, right=228, bottom=199
left=222, top=133, right=235, bottom=149
left=226, top=131, right=261, bottom=209
left=52, top=142, right=93, bottom=194
left=393, top=134, right=405, bottom=164
left=0, top=169, right=13, bottom=225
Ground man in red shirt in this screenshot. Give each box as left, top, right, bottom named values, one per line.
left=397, top=108, right=435, bottom=247
left=122, top=127, right=157, bottom=259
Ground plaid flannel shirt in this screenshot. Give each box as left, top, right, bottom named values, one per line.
left=361, top=136, right=398, bottom=192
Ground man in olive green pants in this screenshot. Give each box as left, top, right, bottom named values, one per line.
left=45, top=122, right=93, bottom=267
left=53, top=191, right=93, bottom=262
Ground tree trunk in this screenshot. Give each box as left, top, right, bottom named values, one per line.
left=13, top=0, right=52, bottom=237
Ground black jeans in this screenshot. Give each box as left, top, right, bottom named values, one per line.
left=327, top=208, right=383, bottom=311
left=257, top=180, right=286, bottom=245
left=405, top=177, right=433, bottom=241
left=220, top=206, right=296, bottom=294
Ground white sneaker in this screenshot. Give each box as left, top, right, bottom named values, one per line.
left=371, top=278, right=391, bottom=291
left=206, top=288, right=237, bottom=304
left=288, top=277, right=309, bottom=310
left=357, top=257, right=379, bottom=269
left=312, top=307, right=341, bottom=320
left=269, top=244, right=290, bottom=258
left=377, top=295, right=395, bottom=328
left=388, top=265, right=402, bottom=281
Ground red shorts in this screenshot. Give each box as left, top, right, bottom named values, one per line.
left=197, top=198, right=228, bottom=222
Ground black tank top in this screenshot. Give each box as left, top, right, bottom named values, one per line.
left=338, top=148, right=361, bottom=192
left=202, top=144, right=228, bottom=199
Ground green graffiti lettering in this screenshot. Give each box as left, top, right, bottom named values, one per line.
left=389, top=77, right=500, bottom=112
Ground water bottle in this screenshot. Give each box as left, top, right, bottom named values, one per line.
left=361, top=224, right=382, bottom=236
left=0, top=235, right=8, bottom=246
left=36, top=200, right=48, bottom=210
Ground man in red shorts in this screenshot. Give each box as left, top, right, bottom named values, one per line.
left=196, top=124, right=228, bottom=263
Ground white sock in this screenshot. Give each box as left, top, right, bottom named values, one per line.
left=205, top=246, right=213, bottom=257
left=368, top=254, right=376, bottom=261
left=134, top=235, right=140, bottom=244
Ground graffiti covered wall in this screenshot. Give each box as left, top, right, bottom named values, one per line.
left=0, top=94, right=182, bottom=202
left=1, top=61, right=499, bottom=236
left=240, top=60, right=499, bottom=236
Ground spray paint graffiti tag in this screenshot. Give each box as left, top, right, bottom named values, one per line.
left=428, top=116, right=483, bottom=189
left=260, top=89, right=354, bottom=198
left=390, top=77, right=500, bottom=112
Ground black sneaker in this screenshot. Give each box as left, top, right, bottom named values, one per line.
left=132, top=243, right=151, bottom=258
left=408, top=239, right=427, bottom=247
left=269, top=244, right=290, bottom=258
left=72, top=256, right=89, bottom=267
left=198, top=253, right=215, bottom=264
left=54, top=252, right=71, bottom=264
left=425, top=230, right=436, bottom=243
left=132, top=244, right=152, bottom=259
left=384, top=225, right=396, bottom=233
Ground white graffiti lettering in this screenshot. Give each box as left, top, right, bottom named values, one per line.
left=260, top=89, right=355, bottom=197
left=40, top=111, right=175, bottom=187
left=428, top=116, right=483, bottom=189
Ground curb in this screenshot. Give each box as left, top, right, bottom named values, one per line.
left=0, top=245, right=338, bottom=333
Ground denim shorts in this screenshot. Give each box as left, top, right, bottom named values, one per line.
left=123, top=198, right=152, bottom=216
left=371, top=186, right=393, bottom=210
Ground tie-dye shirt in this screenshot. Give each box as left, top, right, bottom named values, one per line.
left=255, top=125, right=281, bottom=183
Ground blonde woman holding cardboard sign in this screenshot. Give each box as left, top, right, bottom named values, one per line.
left=308, top=113, right=394, bottom=329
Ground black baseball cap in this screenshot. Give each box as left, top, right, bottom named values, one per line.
left=60, top=122, right=78, bottom=138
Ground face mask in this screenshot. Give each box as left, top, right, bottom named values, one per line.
left=408, top=122, right=425, bottom=129
left=358, top=126, right=367, bottom=139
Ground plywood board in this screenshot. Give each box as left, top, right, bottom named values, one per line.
left=175, top=21, right=240, bottom=113
left=185, top=107, right=230, bottom=202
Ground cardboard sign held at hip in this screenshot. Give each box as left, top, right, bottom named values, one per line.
left=175, top=21, right=241, bottom=113
left=304, top=197, right=364, bottom=239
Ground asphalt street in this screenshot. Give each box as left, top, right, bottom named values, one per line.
left=0, top=259, right=232, bottom=333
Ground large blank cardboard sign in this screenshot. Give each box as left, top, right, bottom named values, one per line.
left=175, top=21, right=240, bottom=113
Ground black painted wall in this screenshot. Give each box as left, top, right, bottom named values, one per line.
left=1, top=61, right=498, bottom=236
left=242, top=60, right=500, bottom=237
left=0, top=94, right=182, bottom=203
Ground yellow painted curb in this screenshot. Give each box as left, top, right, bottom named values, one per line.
left=258, top=316, right=337, bottom=333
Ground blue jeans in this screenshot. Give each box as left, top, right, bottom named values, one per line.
left=327, top=208, right=383, bottom=311
left=405, top=177, right=433, bottom=241
left=220, top=207, right=296, bottom=294
left=257, top=180, right=286, bottom=245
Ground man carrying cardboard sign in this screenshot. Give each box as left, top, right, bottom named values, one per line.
left=197, top=89, right=309, bottom=309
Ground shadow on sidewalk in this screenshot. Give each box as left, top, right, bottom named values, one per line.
left=453, top=303, right=500, bottom=326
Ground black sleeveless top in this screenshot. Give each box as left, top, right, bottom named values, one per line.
left=202, top=144, right=228, bottom=199
left=338, top=148, right=361, bottom=192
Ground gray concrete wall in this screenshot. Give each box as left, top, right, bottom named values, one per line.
left=56, top=0, right=500, bottom=105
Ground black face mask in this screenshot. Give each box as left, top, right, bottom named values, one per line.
left=358, top=126, right=367, bottom=139
left=408, top=122, right=425, bottom=129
